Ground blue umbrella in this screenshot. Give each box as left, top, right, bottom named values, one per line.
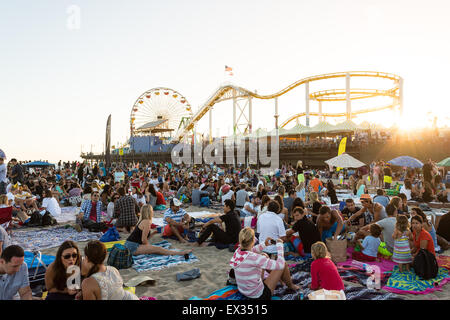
left=0, top=149, right=5, bottom=159
left=388, top=156, right=423, bottom=168
left=22, top=161, right=55, bottom=167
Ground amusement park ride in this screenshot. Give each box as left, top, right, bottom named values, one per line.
left=126, top=71, right=403, bottom=150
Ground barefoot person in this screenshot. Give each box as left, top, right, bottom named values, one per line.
left=230, top=227, right=299, bottom=300
left=124, top=205, right=192, bottom=256
left=163, top=198, right=192, bottom=243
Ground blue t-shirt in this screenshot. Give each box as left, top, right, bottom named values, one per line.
left=0, top=263, right=29, bottom=300
left=373, top=195, right=389, bottom=208
left=362, top=235, right=381, bottom=257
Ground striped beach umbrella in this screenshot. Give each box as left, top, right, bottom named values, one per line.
left=437, top=157, right=450, bottom=167
left=388, top=156, right=423, bottom=168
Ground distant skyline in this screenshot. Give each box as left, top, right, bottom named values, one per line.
left=1, top=0, right=449, bottom=162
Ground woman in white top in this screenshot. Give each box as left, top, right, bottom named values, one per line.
left=42, top=189, right=61, bottom=217
left=81, top=240, right=138, bottom=300
left=399, top=180, right=413, bottom=200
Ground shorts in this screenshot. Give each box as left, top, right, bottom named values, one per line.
left=352, top=250, right=376, bottom=262
left=163, top=225, right=185, bottom=237
left=246, top=283, right=272, bottom=300
left=124, top=240, right=140, bottom=255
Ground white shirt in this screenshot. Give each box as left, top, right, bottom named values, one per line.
left=6, top=192, right=15, bottom=206
left=241, top=202, right=259, bottom=216
left=132, top=194, right=147, bottom=206
left=399, top=186, right=412, bottom=200
left=107, top=202, right=115, bottom=220
left=42, top=197, right=61, bottom=216
left=150, top=179, right=159, bottom=191
left=0, top=164, right=7, bottom=183
left=256, top=211, right=286, bottom=254
left=221, top=190, right=234, bottom=205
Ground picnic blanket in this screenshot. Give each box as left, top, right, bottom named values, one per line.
left=11, top=227, right=102, bottom=251
left=338, top=247, right=397, bottom=274
left=191, top=259, right=402, bottom=300
left=437, top=255, right=450, bottom=271
left=55, top=206, right=79, bottom=224
left=132, top=240, right=199, bottom=272
left=382, top=266, right=450, bottom=295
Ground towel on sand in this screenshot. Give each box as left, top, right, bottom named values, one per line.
left=132, top=240, right=198, bottom=272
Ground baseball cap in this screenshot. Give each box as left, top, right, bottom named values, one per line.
left=172, top=198, right=182, bottom=207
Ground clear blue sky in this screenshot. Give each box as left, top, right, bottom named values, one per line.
left=1, top=0, right=449, bottom=162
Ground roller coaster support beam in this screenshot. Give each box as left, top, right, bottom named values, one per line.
left=209, top=107, right=213, bottom=143
left=346, top=73, right=351, bottom=120
left=249, top=97, right=253, bottom=134
left=398, top=77, right=404, bottom=116
left=305, top=82, right=310, bottom=126
left=233, top=89, right=237, bottom=136
left=275, top=97, right=279, bottom=130
left=319, top=101, right=323, bottom=122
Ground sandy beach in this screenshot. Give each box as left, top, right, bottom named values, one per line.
left=33, top=204, right=450, bottom=301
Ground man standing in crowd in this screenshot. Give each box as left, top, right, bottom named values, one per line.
left=9, top=159, right=24, bottom=185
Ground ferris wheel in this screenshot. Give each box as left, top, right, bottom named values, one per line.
left=130, top=87, right=193, bottom=138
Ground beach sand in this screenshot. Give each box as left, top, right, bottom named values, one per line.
left=37, top=205, right=450, bottom=300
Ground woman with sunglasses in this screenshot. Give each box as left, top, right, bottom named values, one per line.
left=44, top=241, right=81, bottom=300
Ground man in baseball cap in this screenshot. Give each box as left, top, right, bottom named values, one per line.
left=162, top=198, right=192, bottom=243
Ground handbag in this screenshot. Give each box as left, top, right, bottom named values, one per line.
left=326, top=238, right=348, bottom=263
left=107, top=244, right=133, bottom=269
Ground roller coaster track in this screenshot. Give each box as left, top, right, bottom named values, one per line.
left=174, top=71, right=401, bottom=141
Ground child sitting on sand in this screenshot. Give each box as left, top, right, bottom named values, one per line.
left=392, top=215, right=413, bottom=272
left=352, top=224, right=382, bottom=262
left=310, top=242, right=345, bottom=291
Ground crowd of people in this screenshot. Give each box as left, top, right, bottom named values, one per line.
left=1, top=155, right=449, bottom=300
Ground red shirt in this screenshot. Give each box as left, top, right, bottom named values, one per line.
left=413, top=229, right=435, bottom=256
left=311, top=258, right=344, bottom=291
left=89, top=202, right=98, bottom=222
left=156, top=192, right=166, bottom=205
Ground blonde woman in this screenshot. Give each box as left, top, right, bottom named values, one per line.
left=124, top=204, right=192, bottom=256
left=310, top=242, right=344, bottom=291
left=229, top=227, right=299, bottom=300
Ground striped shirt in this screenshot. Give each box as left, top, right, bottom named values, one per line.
left=229, top=242, right=285, bottom=298
left=163, top=208, right=187, bottom=225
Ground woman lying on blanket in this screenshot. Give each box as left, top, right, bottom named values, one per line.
left=44, top=241, right=81, bottom=300
left=80, top=240, right=138, bottom=300
left=124, top=205, right=192, bottom=256
left=229, top=227, right=299, bottom=300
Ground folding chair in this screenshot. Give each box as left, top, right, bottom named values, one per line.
left=0, top=206, right=13, bottom=233
left=28, top=251, right=50, bottom=290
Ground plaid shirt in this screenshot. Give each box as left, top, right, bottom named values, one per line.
left=80, top=200, right=102, bottom=222
left=114, top=195, right=138, bottom=227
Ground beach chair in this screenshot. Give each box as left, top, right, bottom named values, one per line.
left=0, top=206, right=13, bottom=232
left=28, top=251, right=50, bottom=290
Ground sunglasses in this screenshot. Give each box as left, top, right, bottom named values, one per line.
left=62, top=253, right=78, bottom=260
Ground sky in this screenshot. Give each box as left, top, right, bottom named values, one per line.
left=1, top=0, right=450, bottom=163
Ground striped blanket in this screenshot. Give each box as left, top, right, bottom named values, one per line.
left=383, top=266, right=450, bottom=295
left=11, top=227, right=102, bottom=251
left=132, top=240, right=199, bottom=272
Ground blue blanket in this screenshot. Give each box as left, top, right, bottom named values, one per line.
left=132, top=240, right=199, bottom=272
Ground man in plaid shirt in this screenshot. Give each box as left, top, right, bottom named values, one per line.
left=114, top=187, right=139, bottom=233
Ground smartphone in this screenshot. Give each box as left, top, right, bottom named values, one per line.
left=270, top=239, right=277, bottom=245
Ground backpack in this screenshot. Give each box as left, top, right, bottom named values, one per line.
left=41, top=211, right=57, bottom=227
left=27, top=211, right=43, bottom=227
left=200, top=196, right=210, bottom=207
left=413, top=249, right=438, bottom=280
left=107, top=244, right=133, bottom=269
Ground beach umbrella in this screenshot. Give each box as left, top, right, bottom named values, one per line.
left=324, top=153, right=366, bottom=168
left=0, top=149, right=5, bottom=159
left=437, top=157, right=450, bottom=167
left=387, top=156, right=423, bottom=168
left=22, top=161, right=55, bottom=167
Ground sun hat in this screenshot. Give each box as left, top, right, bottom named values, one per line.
left=124, top=275, right=155, bottom=287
